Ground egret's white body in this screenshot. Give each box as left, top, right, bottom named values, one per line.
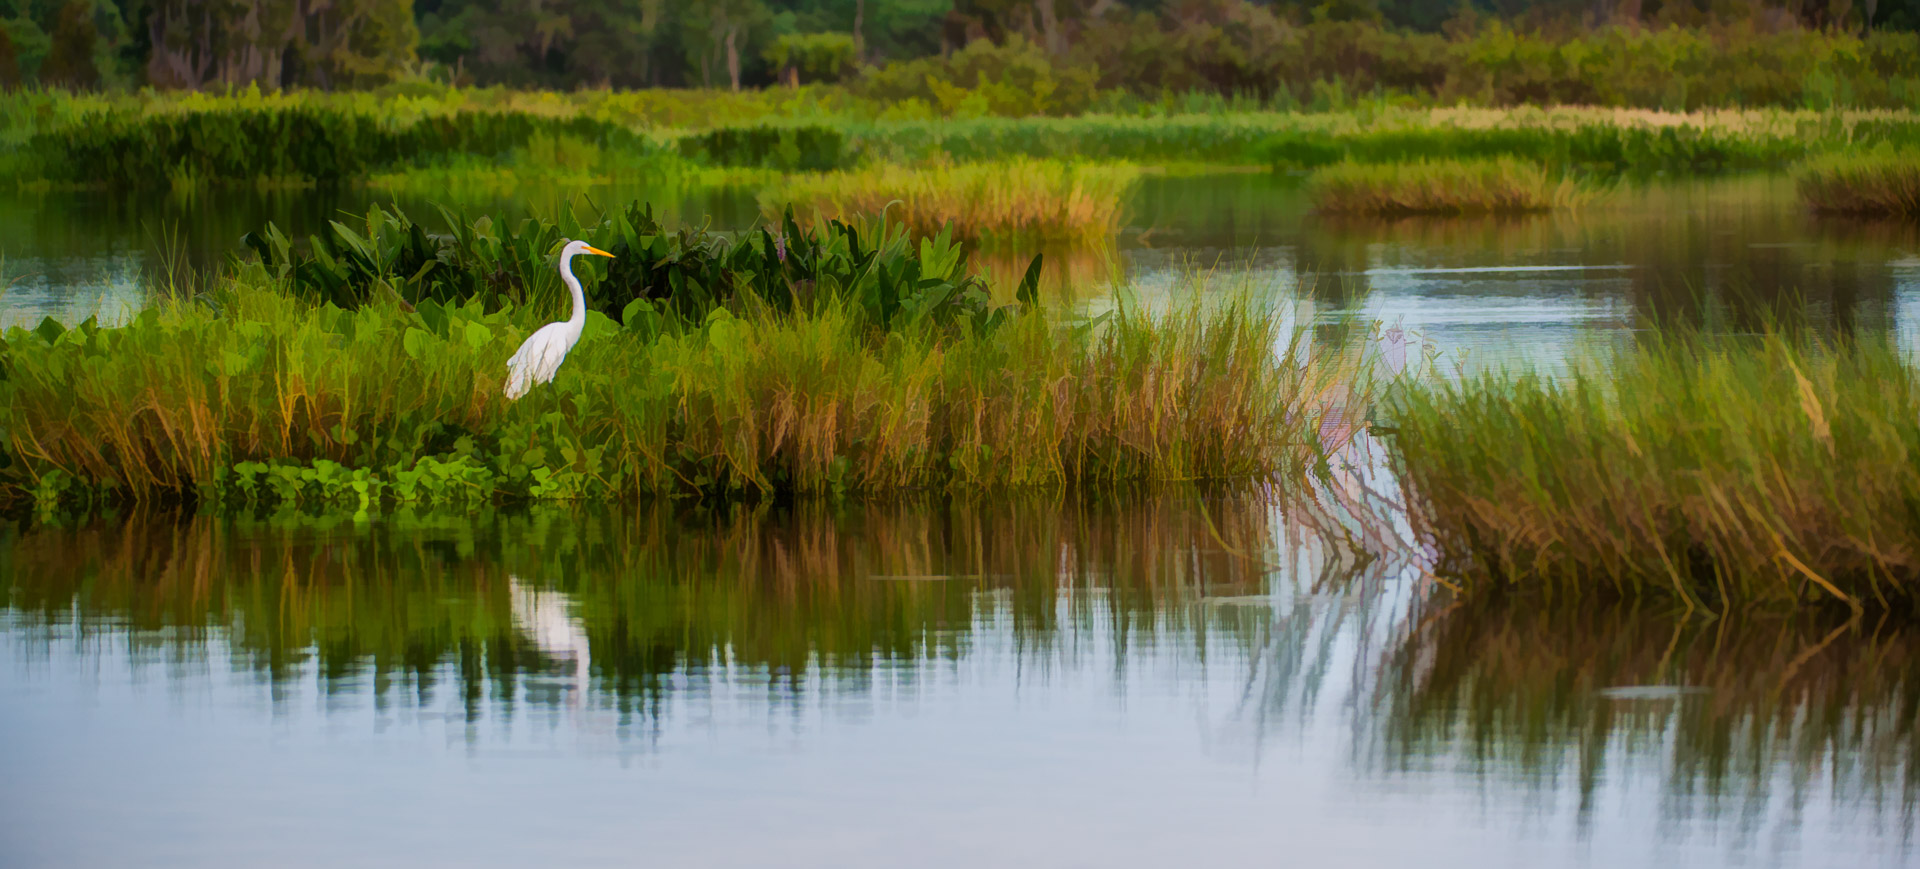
left=504, top=240, right=615, bottom=400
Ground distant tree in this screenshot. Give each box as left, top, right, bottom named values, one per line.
left=0, top=25, right=19, bottom=88
left=39, top=0, right=99, bottom=89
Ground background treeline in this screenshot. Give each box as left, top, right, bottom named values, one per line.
left=1, top=0, right=1919, bottom=106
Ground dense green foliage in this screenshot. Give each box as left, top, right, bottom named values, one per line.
left=1390, top=333, right=1920, bottom=612
left=15, top=106, right=662, bottom=187
left=1, top=1, right=1917, bottom=112
left=243, top=201, right=1018, bottom=332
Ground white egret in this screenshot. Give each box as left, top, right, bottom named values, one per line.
left=503, top=239, right=616, bottom=400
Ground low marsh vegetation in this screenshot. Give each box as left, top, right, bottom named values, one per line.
left=1308, top=158, right=1590, bottom=215
left=0, top=205, right=1369, bottom=506
left=762, top=160, right=1141, bottom=245
left=1796, top=147, right=1920, bottom=217
left=1390, top=333, right=1920, bottom=612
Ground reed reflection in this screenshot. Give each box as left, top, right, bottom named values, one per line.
left=1371, top=596, right=1920, bottom=845
left=0, top=496, right=1296, bottom=729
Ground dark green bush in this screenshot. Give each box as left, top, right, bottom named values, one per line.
left=675, top=123, right=848, bottom=171
left=25, top=109, right=659, bottom=187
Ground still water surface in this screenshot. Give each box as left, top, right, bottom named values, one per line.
left=1, top=491, right=1913, bottom=867
left=7, top=173, right=1920, bottom=369
left=3, top=175, right=1917, bottom=865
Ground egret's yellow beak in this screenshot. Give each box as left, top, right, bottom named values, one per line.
left=583, top=245, right=616, bottom=258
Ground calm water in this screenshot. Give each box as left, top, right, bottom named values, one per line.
left=2, top=487, right=1914, bottom=867
left=6, top=174, right=1919, bottom=370
left=3, top=175, right=1918, bottom=865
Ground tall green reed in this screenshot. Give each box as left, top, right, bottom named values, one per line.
left=1390, top=333, right=1920, bottom=612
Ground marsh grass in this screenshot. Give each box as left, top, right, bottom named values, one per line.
left=1797, top=147, right=1920, bottom=217
left=1390, top=333, right=1920, bottom=612
left=1307, top=158, right=1592, bottom=216
left=759, top=159, right=1142, bottom=244
left=0, top=272, right=1366, bottom=504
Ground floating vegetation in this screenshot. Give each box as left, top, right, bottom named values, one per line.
left=1307, top=158, right=1590, bottom=216
left=1389, top=333, right=1920, bottom=612
left=762, top=159, right=1142, bottom=244
left=1796, top=147, right=1920, bottom=217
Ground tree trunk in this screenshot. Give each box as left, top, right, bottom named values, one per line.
left=1035, top=1, right=1062, bottom=55
left=853, top=0, right=864, bottom=63
left=725, top=25, right=740, bottom=92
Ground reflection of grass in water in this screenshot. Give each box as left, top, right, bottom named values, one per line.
left=1391, top=332, right=1920, bottom=611
left=0, top=495, right=1296, bottom=708
left=1380, top=597, right=1920, bottom=824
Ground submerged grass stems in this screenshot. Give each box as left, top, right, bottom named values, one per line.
left=760, top=159, right=1141, bottom=245
left=1307, top=158, right=1592, bottom=216
left=1390, top=333, right=1920, bottom=612
left=0, top=272, right=1364, bottom=504
left=1796, top=147, right=1920, bottom=217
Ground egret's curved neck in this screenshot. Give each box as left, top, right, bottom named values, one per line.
left=559, top=249, right=587, bottom=328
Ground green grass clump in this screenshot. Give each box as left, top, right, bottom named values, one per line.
left=0, top=266, right=1360, bottom=505
left=1390, top=334, right=1920, bottom=612
left=1307, top=158, right=1586, bottom=215
left=762, top=159, right=1142, bottom=245
left=1797, top=148, right=1920, bottom=217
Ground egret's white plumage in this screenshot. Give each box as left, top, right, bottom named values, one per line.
left=504, top=239, right=615, bottom=400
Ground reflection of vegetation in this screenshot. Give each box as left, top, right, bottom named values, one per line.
left=0, top=496, right=1284, bottom=710
left=1308, top=159, right=1590, bottom=216
left=761, top=160, right=1141, bottom=245
left=1379, top=597, right=1920, bottom=824
left=1392, top=333, right=1920, bottom=611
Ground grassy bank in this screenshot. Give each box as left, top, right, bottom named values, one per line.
left=762, top=160, right=1141, bottom=245
left=0, top=205, right=1368, bottom=506
left=1389, top=334, right=1920, bottom=612
left=1797, top=147, right=1920, bottom=217
left=1308, top=158, right=1589, bottom=215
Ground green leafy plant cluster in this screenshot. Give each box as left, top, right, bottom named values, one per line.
left=242, top=201, right=1021, bottom=335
